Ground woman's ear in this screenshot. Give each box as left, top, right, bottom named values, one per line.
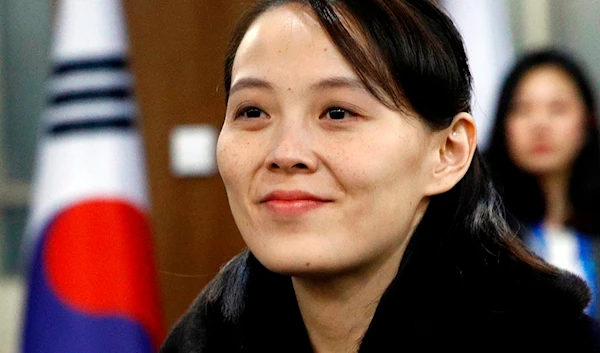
left=424, top=112, right=477, bottom=196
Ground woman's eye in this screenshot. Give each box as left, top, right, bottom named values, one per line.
left=509, top=104, right=529, bottom=118
left=237, top=107, right=266, bottom=119
left=326, top=108, right=354, bottom=120
left=549, top=102, right=568, bottom=116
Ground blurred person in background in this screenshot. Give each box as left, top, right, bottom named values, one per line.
left=486, top=49, right=600, bottom=319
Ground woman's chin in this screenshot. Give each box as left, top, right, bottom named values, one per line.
left=259, top=256, right=331, bottom=276
left=252, top=251, right=354, bottom=279
left=516, top=155, right=571, bottom=176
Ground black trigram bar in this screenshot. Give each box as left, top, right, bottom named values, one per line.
left=48, top=117, right=133, bottom=136
left=53, top=57, right=127, bottom=75
left=50, top=88, right=131, bottom=105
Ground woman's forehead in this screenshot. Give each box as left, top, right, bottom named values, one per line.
left=236, top=4, right=326, bottom=58
left=516, top=66, right=583, bottom=100
left=229, top=2, right=401, bottom=111
left=231, top=4, right=357, bottom=88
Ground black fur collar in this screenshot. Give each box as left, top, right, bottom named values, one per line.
left=161, top=248, right=598, bottom=352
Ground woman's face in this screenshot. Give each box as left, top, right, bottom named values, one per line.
left=505, top=65, right=588, bottom=177
left=217, top=4, right=438, bottom=277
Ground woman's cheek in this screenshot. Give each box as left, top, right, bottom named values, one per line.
left=216, top=134, right=239, bottom=186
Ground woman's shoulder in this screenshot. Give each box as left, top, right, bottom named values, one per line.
left=575, top=315, right=600, bottom=352
left=159, top=251, right=306, bottom=353
left=159, top=251, right=252, bottom=353
left=485, top=312, right=600, bottom=352
left=474, top=257, right=598, bottom=350
left=450, top=264, right=597, bottom=350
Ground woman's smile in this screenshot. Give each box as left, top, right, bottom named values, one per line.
left=260, top=189, right=333, bottom=216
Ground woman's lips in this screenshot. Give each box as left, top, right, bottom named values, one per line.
left=260, top=190, right=331, bottom=216
left=531, top=144, right=552, bottom=154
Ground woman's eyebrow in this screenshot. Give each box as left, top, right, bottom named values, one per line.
left=311, top=76, right=367, bottom=92
left=229, top=77, right=274, bottom=96
left=229, top=76, right=367, bottom=96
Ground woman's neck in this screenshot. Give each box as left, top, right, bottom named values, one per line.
left=539, top=171, right=571, bottom=227
left=291, top=248, right=405, bottom=353
left=290, top=199, right=426, bottom=353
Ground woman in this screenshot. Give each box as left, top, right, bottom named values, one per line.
left=486, top=49, right=600, bottom=319
left=161, top=1, right=599, bottom=352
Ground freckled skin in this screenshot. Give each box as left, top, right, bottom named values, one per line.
left=217, top=5, right=438, bottom=278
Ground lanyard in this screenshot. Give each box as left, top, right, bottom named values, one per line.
left=529, top=223, right=597, bottom=315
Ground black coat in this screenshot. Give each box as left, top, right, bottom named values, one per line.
left=161, top=245, right=600, bottom=353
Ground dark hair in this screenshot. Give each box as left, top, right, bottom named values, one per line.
left=485, top=49, right=600, bottom=235
left=224, top=0, right=554, bottom=278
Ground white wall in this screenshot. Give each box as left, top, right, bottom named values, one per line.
left=508, top=0, right=600, bottom=111
left=552, top=1, right=600, bottom=112
left=0, top=277, right=25, bottom=353
left=0, top=0, right=50, bottom=352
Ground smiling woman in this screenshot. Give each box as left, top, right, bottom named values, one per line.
left=220, top=6, right=443, bottom=280
left=160, top=1, right=600, bottom=352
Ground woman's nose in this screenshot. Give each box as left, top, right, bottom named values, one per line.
left=265, top=122, right=318, bottom=173
left=528, top=110, right=552, bottom=133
